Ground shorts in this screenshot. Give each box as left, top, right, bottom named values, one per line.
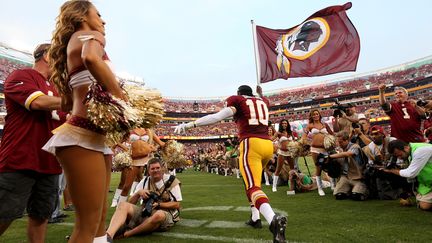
left=416, top=191, right=432, bottom=204
left=128, top=204, right=175, bottom=231
left=132, top=154, right=153, bottom=167
left=333, top=175, right=367, bottom=195
left=43, top=123, right=112, bottom=156
left=0, top=171, right=59, bottom=222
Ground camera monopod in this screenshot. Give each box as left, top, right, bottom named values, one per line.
left=302, top=156, right=312, bottom=177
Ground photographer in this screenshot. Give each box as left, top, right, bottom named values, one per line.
left=328, top=131, right=368, bottom=201
left=362, top=126, right=404, bottom=200
left=332, top=102, right=360, bottom=133
left=363, top=126, right=395, bottom=165
left=224, top=138, right=240, bottom=178
left=287, top=170, right=320, bottom=194
left=107, top=158, right=182, bottom=239
left=381, top=140, right=432, bottom=211
left=350, top=114, right=372, bottom=148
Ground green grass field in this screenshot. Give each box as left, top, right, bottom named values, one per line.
left=2, top=159, right=431, bottom=243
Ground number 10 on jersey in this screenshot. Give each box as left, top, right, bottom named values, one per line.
left=246, top=99, right=269, bottom=125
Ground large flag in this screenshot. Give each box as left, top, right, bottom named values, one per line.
left=255, top=2, right=360, bottom=83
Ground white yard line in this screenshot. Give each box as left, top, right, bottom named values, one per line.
left=154, top=232, right=271, bottom=243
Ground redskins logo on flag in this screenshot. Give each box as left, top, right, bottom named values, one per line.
left=276, top=18, right=330, bottom=74
left=255, top=2, right=360, bottom=83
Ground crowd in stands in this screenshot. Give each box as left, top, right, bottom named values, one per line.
left=163, top=99, right=225, bottom=113
left=0, top=57, right=29, bottom=85
left=155, top=101, right=405, bottom=137
left=160, top=63, right=432, bottom=113
left=1, top=54, right=431, bottom=141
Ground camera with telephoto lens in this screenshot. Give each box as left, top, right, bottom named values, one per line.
left=331, top=98, right=353, bottom=117
left=141, top=175, right=176, bottom=217
left=365, top=156, right=399, bottom=178
left=416, top=99, right=429, bottom=107
left=317, top=152, right=342, bottom=178
left=352, top=123, right=360, bottom=129
left=141, top=192, right=160, bottom=217
left=350, top=122, right=364, bottom=143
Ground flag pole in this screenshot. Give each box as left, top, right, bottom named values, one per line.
left=251, top=20, right=261, bottom=85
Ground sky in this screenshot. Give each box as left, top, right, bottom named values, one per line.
left=1, top=0, right=432, bottom=99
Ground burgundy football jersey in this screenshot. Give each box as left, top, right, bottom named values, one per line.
left=386, top=101, right=424, bottom=142
left=226, top=95, right=270, bottom=141
left=0, top=69, right=63, bottom=174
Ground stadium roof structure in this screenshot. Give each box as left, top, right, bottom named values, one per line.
left=0, top=42, right=33, bottom=65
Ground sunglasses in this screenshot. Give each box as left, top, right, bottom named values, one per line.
left=34, top=49, right=49, bottom=59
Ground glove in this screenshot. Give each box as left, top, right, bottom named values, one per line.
left=174, top=122, right=194, bottom=134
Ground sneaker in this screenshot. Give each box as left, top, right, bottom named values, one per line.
left=245, top=218, right=262, bottom=229
left=272, top=187, right=277, bottom=192
left=269, top=214, right=287, bottom=243
left=55, top=213, right=69, bottom=219
left=286, top=190, right=295, bottom=195
left=318, top=189, right=325, bottom=196
left=322, top=180, right=331, bottom=189
left=48, top=217, right=64, bottom=224
left=63, top=205, right=75, bottom=211
left=110, top=199, right=118, bottom=208
left=399, top=197, right=415, bottom=207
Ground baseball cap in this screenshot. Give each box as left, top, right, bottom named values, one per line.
left=358, top=114, right=367, bottom=120
left=33, top=43, right=51, bottom=60
left=370, top=125, right=385, bottom=135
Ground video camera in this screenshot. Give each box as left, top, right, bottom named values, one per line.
left=141, top=175, right=176, bottom=217
left=331, top=98, right=353, bottom=117
left=316, top=152, right=342, bottom=178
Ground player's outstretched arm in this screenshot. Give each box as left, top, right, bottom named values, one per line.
left=174, top=107, right=236, bottom=134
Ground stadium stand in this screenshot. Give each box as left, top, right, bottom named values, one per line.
left=1, top=42, right=431, bottom=140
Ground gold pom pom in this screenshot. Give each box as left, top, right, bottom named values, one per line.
left=323, top=135, right=336, bottom=150
left=113, top=151, right=132, bottom=170
left=85, top=83, right=164, bottom=146
left=125, top=85, right=165, bottom=129
left=161, top=140, right=188, bottom=169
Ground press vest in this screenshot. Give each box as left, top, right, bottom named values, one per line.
left=409, top=143, right=432, bottom=195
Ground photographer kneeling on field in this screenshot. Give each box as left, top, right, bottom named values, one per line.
left=328, top=131, right=368, bottom=201
left=362, top=125, right=413, bottom=201
left=107, top=158, right=182, bottom=239
left=380, top=140, right=432, bottom=211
